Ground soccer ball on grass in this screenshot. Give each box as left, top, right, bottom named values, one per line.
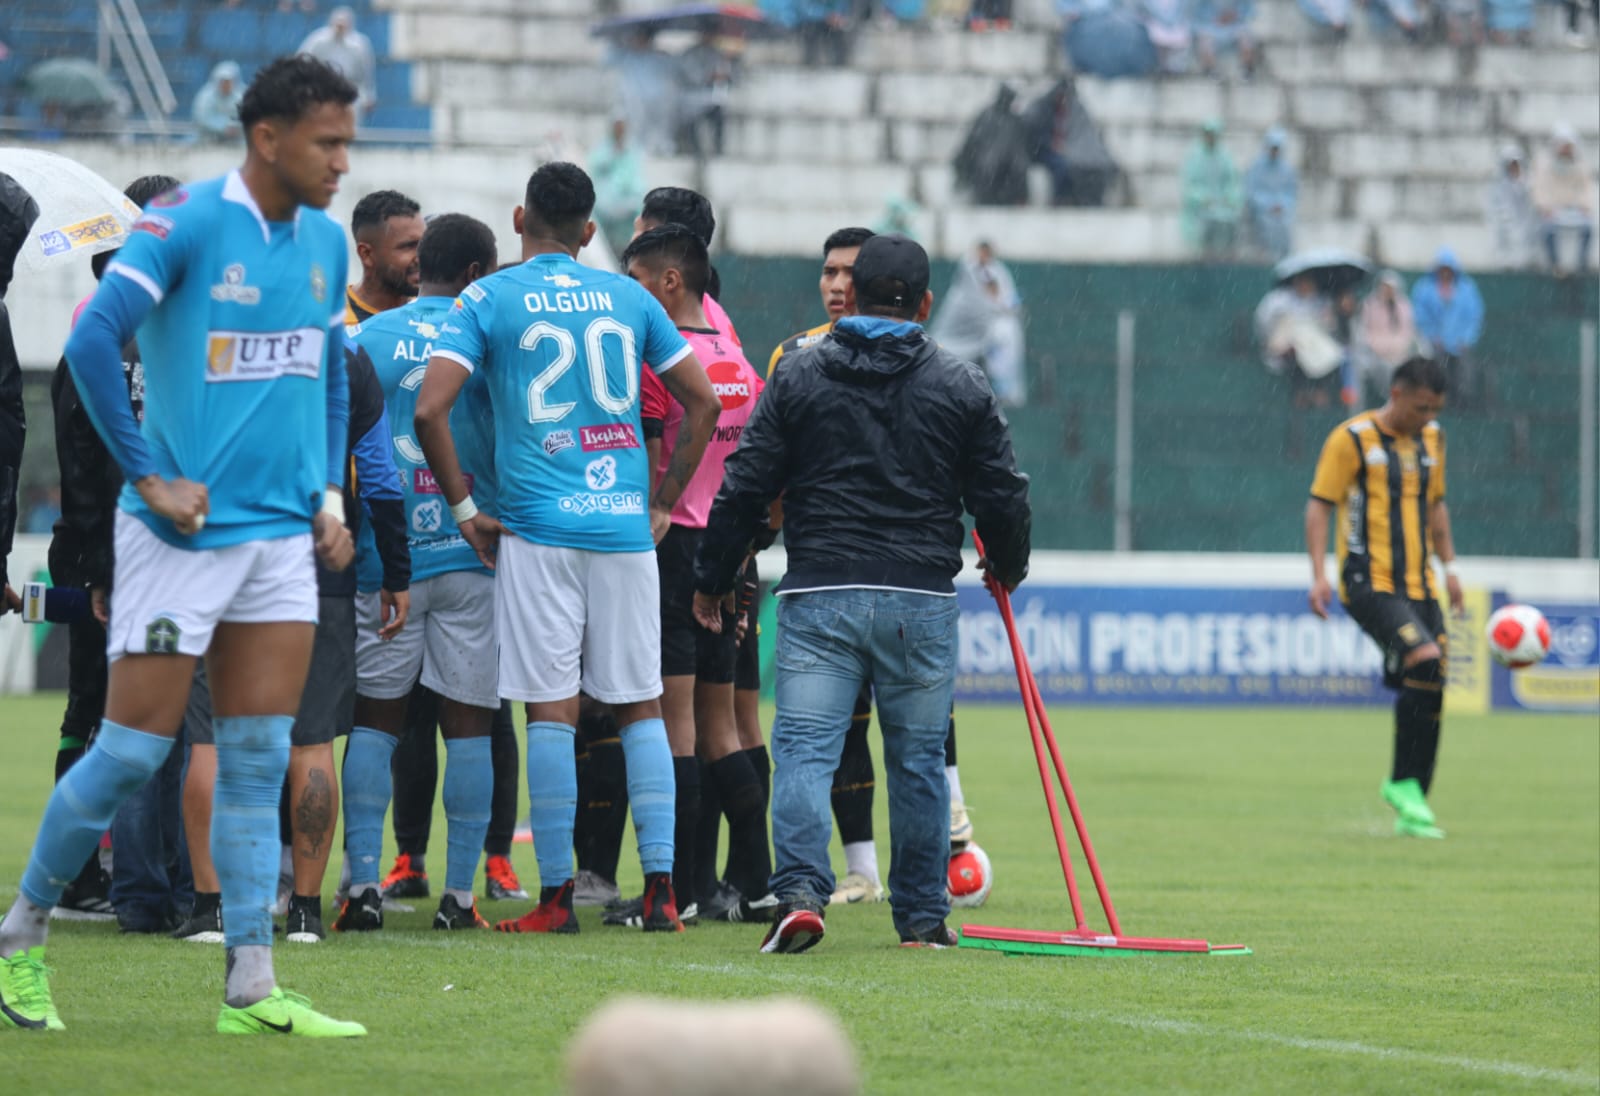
left=948, top=843, right=993, bottom=908
left=1486, top=604, right=1551, bottom=670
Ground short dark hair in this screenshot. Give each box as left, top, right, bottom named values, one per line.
left=620, top=223, right=709, bottom=301
left=522, top=161, right=595, bottom=247
left=94, top=174, right=183, bottom=280
left=237, top=55, right=357, bottom=133
left=418, top=213, right=497, bottom=286
left=639, top=186, right=714, bottom=247
left=823, top=227, right=874, bottom=257
left=1392, top=356, right=1448, bottom=395
left=351, top=189, right=421, bottom=240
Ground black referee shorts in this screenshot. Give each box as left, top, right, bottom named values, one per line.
left=658, top=525, right=738, bottom=684
left=1344, top=588, right=1446, bottom=690
left=289, top=595, right=357, bottom=746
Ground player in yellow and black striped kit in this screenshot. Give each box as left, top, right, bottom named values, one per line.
left=1306, top=357, right=1463, bottom=838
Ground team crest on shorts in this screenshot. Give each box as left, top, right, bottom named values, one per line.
left=146, top=616, right=181, bottom=655
left=310, top=263, right=327, bottom=303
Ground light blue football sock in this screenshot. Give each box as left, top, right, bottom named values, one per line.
left=19, top=720, right=174, bottom=910
left=342, top=726, right=398, bottom=888
left=443, top=735, right=492, bottom=895
left=212, top=715, right=292, bottom=948
left=619, top=718, right=675, bottom=876
left=526, top=721, right=577, bottom=889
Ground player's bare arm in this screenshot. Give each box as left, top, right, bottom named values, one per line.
left=1430, top=498, right=1464, bottom=615
left=652, top=350, right=720, bottom=544
left=415, top=355, right=506, bottom=568
left=1305, top=497, right=1334, bottom=619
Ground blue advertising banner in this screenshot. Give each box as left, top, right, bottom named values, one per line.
left=955, top=586, right=1388, bottom=706
left=1491, top=602, right=1600, bottom=713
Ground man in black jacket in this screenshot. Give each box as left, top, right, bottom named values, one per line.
left=693, top=234, right=1031, bottom=954
left=0, top=172, right=39, bottom=616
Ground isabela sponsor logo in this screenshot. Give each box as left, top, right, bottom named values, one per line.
left=206, top=327, right=324, bottom=382
left=543, top=429, right=576, bottom=456
left=414, top=469, right=473, bottom=495
left=580, top=423, right=638, bottom=452
left=707, top=359, right=752, bottom=411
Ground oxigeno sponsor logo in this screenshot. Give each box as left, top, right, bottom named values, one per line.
left=558, top=492, right=644, bottom=516
left=960, top=603, right=1382, bottom=676
left=206, top=327, right=324, bottom=382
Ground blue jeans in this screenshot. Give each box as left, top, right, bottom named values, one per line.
left=769, top=589, right=959, bottom=937
left=109, top=726, right=193, bottom=929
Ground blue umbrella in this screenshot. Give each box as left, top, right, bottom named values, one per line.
left=1064, top=12, right=1157, bottom=79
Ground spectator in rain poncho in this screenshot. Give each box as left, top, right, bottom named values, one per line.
left=1140, top=0, right=1193, bottom=72
left=953, top=84, right=1032, bottom=206
left=1181, top=119, right=1241, bottom=258
left=191, top=61, right=243, bottom=142
left=1411, top=247, right=1485, bottom=404
left=298, top=7, right=377, bottom=113
left=1022, top=78, right=1119, bottom=207
left=1295, top=0, right=1351, bottom=33
left=588, top=117, right=646, bottom=253
left=1355, top=270, right=1417, bottom=400
left=1244, top=127, right=1297, bottom=262
left=1484, top=0, right=1535, bottom=42
left=932, top=241, right=1027, bottom=405
left=1485, top=144, right=1537, bottom=270
left=1192, top=0, right=1259, bottom=77
left=1255, top=272, right=1340, bottom=407
left=1531, top=124, right=1595, bottom=275
left=606, top=30, right=686, bottom=157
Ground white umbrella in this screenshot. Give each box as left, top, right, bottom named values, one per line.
left=0, top=148, right=141, bottom=272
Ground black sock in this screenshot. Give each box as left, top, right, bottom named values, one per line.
left=578, top=709, right=628, bottom=883
left=278, top=779, right=293, bottom=849
left=694, top=759, right=723, bottom=901
left=1392, top=659, right=1445, bottom=794
left=672, top=757, right=700, bottom=905
left=710, top=752, right=771, bottom=899
left=391, top=686, right=442, bottom=858
left=485, top=702, right=518, bottom=858
left=944, top=714, right=957, bottom=767
left=745, top=744, right=771, bottom=808
left=832, top=690, right=876, bottom=845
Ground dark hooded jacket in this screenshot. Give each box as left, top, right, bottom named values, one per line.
left=695, top=316, right=1031, bottom=597
left=1, top=173, right=41, bottom=594
left=953, top=85, right=1032, bottom=207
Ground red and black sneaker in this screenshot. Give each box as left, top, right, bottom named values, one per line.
left=898, top=921, right=959, bottom=949
left=640, top=872, right=684, bottom=934
left=495, top=879, right=579, bottom=934
left=758, top=903, right=826, bottom=955
left=380, top=852, right=429, bottom=899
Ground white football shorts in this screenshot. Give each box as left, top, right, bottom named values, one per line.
left=354, top=570, right=498, bottom=709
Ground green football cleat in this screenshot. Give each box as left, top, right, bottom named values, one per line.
left=1395, top=816, right=1447, bottom=839
left=0, top=947, right=64, bottom=1031
left=217, top=987, right=367, bottom=1037
left=1381, top=778, right=1437, bottom=827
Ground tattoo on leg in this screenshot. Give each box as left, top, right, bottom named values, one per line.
left=295, top=768, right=335, bottom=858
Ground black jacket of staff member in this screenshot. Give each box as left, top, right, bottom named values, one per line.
left=319, top=342, right=409, bottom=598
left=0, top=172, right=40, bottom=606
left=694, top=235, right=1031, bottom=599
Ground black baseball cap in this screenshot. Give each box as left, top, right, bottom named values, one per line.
left=852, top=233, right=930, bottom=310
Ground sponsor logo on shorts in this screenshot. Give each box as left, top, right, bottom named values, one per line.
left=543, top=429, right=576, bottom=456
left=132, top=213, right=175, bottom=241
left=206, top=327, right=325, bottom=383
left=585, top=456, right=618, bottom=491
left=413, top=469, right=473, bottom=495
left=146, top=616, right=181, bottom=655
left=210, top=264, right=261, bottom=305
left=579, top=424, right=638, bottom=452
left=558, top=492, right=644, bottom=517
left=412, top=498, right=444, bottom=533
left=707, top=359, right=753, bottom=411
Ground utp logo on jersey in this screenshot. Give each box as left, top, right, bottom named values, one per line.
left=707, top=360, right=752, bottom=411
left=206, top=327, right=325, bottom=383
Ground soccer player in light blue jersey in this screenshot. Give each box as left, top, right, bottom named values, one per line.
left=334, top=212, right=502, bottom=934
left=416, top=162, right=722, bottom=934
left=0, top=57, right=366, bottom=1038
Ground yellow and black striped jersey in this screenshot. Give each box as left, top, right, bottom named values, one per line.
left=1311, top=411, right=1447, bottom=601
left=344, top=285, right=380, bottom=328
left=766, top=320, right=833, bottom=379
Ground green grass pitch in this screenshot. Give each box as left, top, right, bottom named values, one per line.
left=1, top=693, right=1595, bottom=1093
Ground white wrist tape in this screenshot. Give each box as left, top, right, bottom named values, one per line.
left=450, top=495, right=479, bottom=524
left=322, top=489, right=346, bottom=525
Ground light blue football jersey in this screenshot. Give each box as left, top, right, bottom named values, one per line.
left=103, top=170, right=348, bottom=549
left=353, top=295, right=496, bottom=582
left=432, top=252, right=690, bottom=553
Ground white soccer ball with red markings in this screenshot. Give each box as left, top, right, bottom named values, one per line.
left=1486, top=604, right=1552, bottom=669
left=947, top=843, right=993, bottom=908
